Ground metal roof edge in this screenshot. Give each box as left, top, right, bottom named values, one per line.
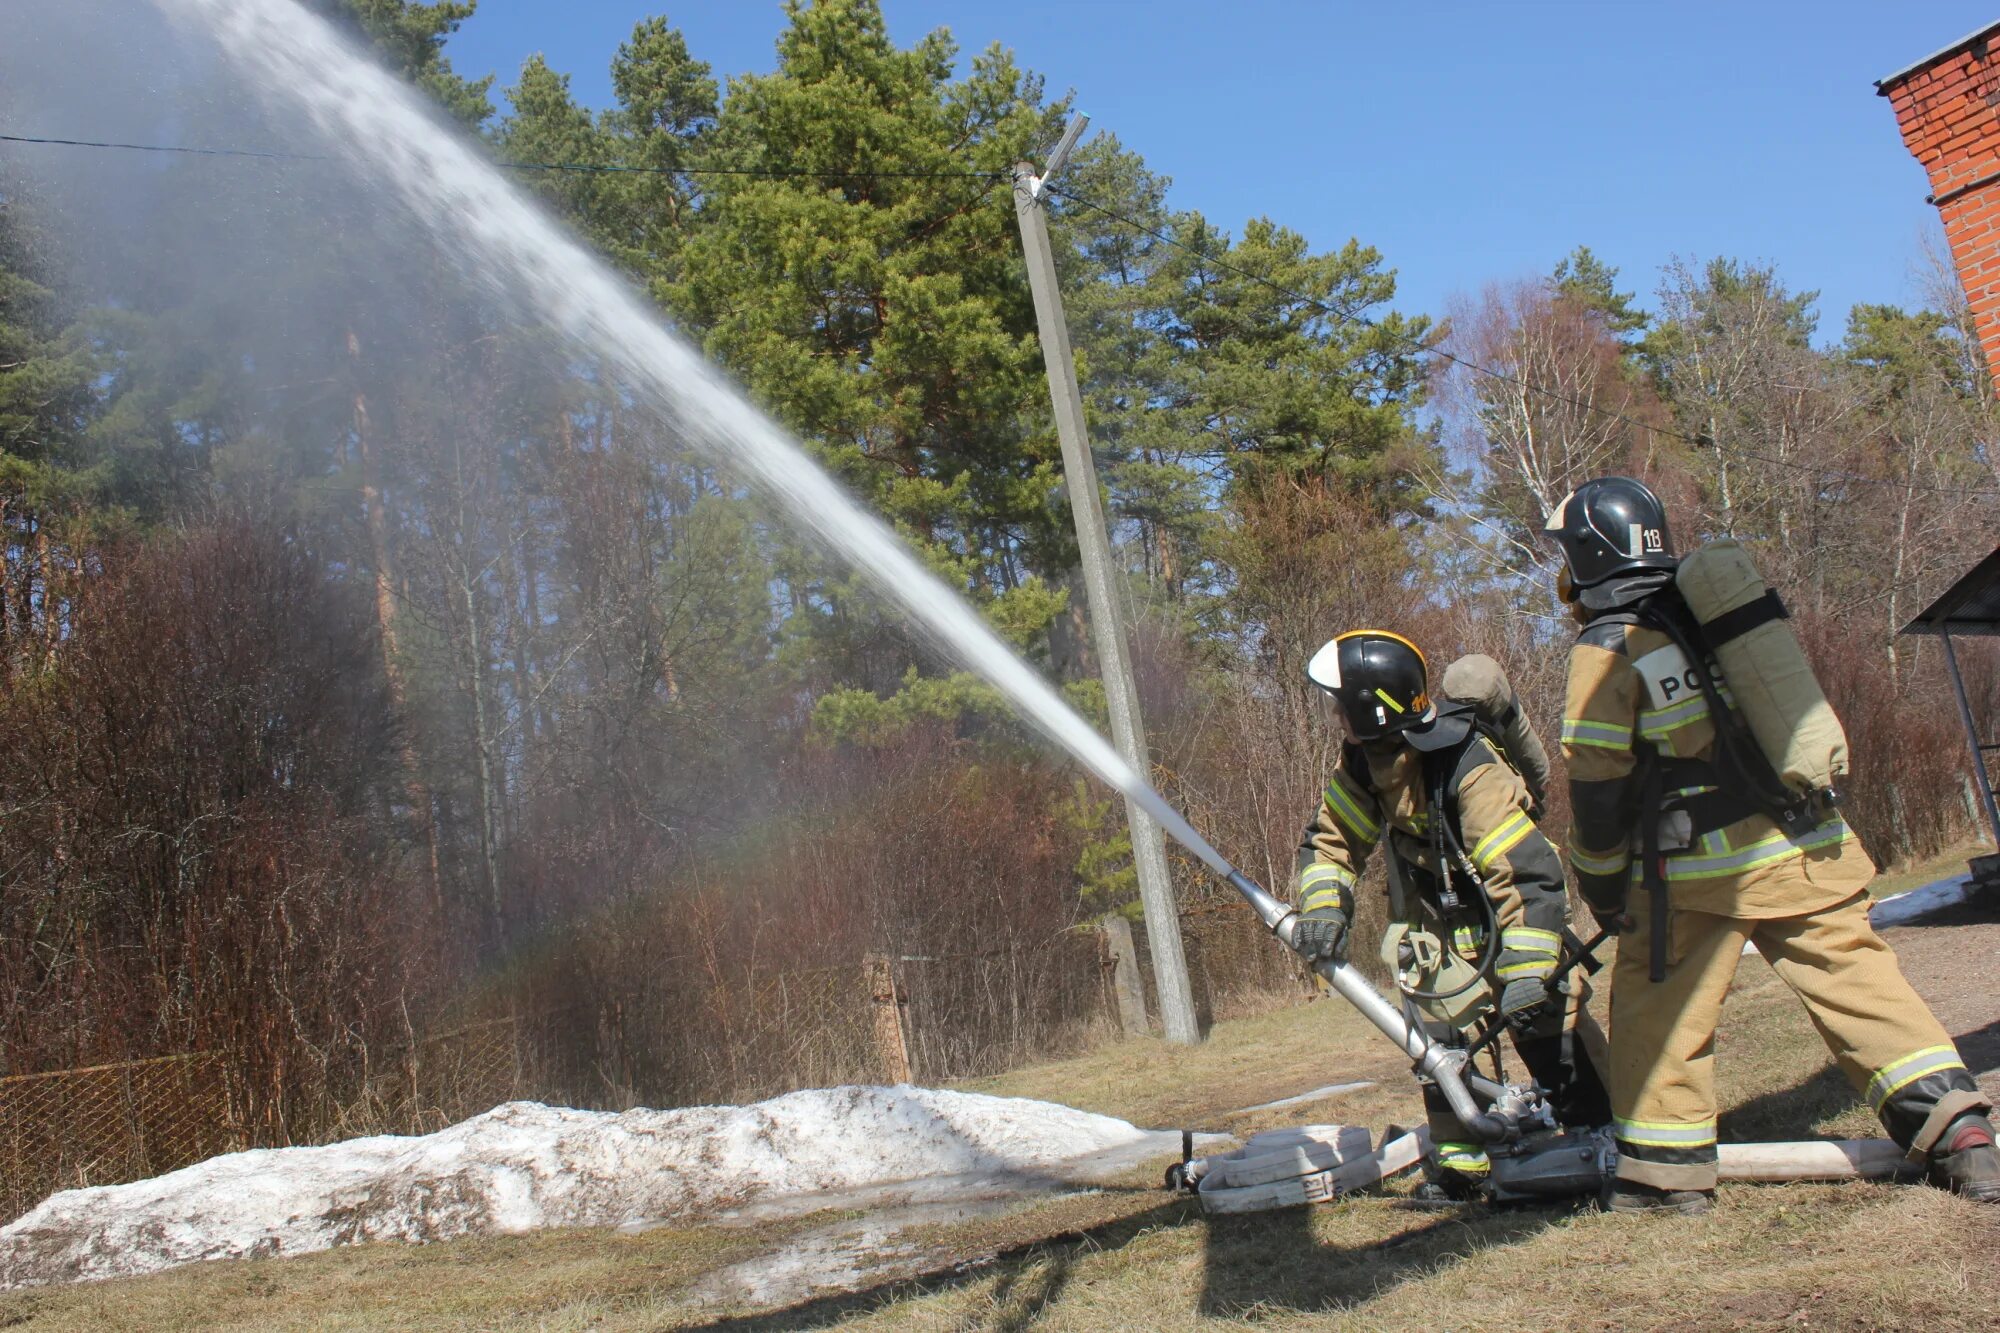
left=1899, top=544, right=2000, bottom=636
left=1875, top=20, right=2000, bottom=94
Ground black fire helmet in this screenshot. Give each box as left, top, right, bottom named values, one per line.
left=1305, top=630, right=1432, bottom=742
left=1542, top=475, right=1676, bottom=591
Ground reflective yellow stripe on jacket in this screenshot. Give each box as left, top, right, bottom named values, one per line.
left=1470, top=810, right=1535, bottom=872
left=1323, top=771, right=1381, bottom=844
left=1634, top=816, right=1856, bottom=884
left=1298, top=862, right=1355, bottom=915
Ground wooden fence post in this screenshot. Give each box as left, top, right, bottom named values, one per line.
left=1101, top=917, right=1151, bottom=1038
left=865, top=954, right=913, bottom=1084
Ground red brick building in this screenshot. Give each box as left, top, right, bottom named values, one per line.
left=1879, top=22, right=2000, bottom=392
left=1880, top=23, right=2000, bottom=388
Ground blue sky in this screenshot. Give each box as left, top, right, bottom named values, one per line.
left=446, top=2, right=1997, bottom=343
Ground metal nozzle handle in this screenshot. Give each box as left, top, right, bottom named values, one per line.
left=1217, top=864, right=1512, bottom=1141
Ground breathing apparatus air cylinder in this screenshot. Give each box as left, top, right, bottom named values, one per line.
left=1673, top=540, right=1848, bottom=806
left=1440, top=654, right=1551, bottom=811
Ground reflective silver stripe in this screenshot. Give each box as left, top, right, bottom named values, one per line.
left=1299, top=863, right=1355, bottom=891
left=1470, top=811, right=1535, bottom=871
left=1660, top=816, right=1853, bottom=881
left=1569, top=844, right=1627, bottom=876
left=1300, top=886, right=1347, bottom=914
left=1867, top=1045, right=1966, bottom=1110
left=1615, top=1117, right=1718, bottom=1148
left=1500, top=927, right=1561, bottom=955
left=1638, top=694, right=1709, bottom=740
left=1561, top=718, right=1632, bottom=750
left=1434, top=1143, right=1491, bottom=1172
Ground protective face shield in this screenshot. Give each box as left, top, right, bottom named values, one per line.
left=1306, top=630, right=1433, bottom=741
left=1555, top=565, right=1592, bottom=625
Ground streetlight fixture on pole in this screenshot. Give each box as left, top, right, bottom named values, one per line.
left=1011, top=117, right=1202, bottom=1045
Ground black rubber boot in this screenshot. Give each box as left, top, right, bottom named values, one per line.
left=1603, top=1178, right=1713, bottom=1216
left=1928, top=1117, right=2000, bottom=1203
left=1407, top=1169, right=1485, bottom=1208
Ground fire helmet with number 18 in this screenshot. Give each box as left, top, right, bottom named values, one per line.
left=1542, top=475, right=1676, bottom=592
left=1305, top=630, right=1432, bottom=741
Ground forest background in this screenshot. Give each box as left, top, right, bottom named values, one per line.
left=0, top=0, right=1996, bottom=1151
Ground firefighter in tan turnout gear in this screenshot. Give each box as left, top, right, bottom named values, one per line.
left=1546, top=475, right=2000, bottom=1214
left=1294, top=630, right=1611, bottom=1198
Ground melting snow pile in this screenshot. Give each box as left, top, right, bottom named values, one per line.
left=0, top=1087, right=1166, bottom=1290
left=1869, top=873, right=1974, bottom=929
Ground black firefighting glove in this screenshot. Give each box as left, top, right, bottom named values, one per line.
left=1291, top=906, right=1350, bottom=963
left=1498, top=975, right=1552, bottom=1024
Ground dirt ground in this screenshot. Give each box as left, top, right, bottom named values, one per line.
left=1882, top=896, right=2000, bottom=1105
left=3, top=858, right=1998, bottom=1331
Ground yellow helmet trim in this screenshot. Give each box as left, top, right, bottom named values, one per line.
left=1333, top=629, right=1430, bottom=717
left=1333, top=628, right=1429, bottom=677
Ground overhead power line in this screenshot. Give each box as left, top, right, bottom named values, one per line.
left=0, top=132, right=1005, bottom=180
left=8, top=129, right=1999, bottom=499
left=1043, top=182, right=2000, bottom=502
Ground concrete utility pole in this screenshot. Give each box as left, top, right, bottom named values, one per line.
left=1011, top=121, right=1201, bottom=1046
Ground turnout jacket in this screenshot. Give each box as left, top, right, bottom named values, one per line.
left=1560, top=614, right=1873, bottom=919
left=1296, top=722, right=1572, bottom=987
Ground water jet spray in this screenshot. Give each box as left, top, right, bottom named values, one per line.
left=147, top=0, right=1535, bottom=1139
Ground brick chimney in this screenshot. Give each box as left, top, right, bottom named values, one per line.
left=1878, top=21, right=2000, bottom=391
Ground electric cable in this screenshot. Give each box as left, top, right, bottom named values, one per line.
left=0, top=132, right=1004, bottom=180
left=8, top=128, right=1998, bottom=498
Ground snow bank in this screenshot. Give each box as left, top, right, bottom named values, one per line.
left=1870, top=874, right=1973, bottom=929
left=0, top=1086, right=1161, bottom=1290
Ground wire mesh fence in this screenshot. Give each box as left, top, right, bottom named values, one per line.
left=0, top=1051, right=239, bottom=1223
left=0, top=899, right=1311, bottom=1223
left=1179, top=899, right=1321, bottom=1023
left=896, top=931, right=1115, bottom=1082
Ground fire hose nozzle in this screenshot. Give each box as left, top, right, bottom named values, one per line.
left=1216, top=860, right=1536, bottom=1145
left=1225, top=869, right=1297, bottom=939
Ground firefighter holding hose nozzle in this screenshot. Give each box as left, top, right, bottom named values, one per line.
left=1294, top=630, right=1611, bottom=1202
left=1545, top=475, right=2000, bottom=1214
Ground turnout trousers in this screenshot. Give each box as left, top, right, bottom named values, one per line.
left=1610, top=890, right=1985, bottom=1191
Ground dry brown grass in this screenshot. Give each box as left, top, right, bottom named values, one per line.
left=4, top=893, right=1997, bottom=1332
left=0, top=1220, right=780, bottom=1331
left=804, top=1178, right=2000, bottom=1332
left=1869, top=842, right=1986, bottom=901
left=959, top=993, right=1415, bottom=1127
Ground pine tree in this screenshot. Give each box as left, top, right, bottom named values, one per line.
left=667, top=0, right=1067, bottom=701
left=0, top=195, right=102, bottom=670
left=315, top=0, right=494, bottom=126
left=1551, top=245, right=1647, bottom=336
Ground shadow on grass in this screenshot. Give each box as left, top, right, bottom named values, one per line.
left=677, top=1196, right=1197, bottom=1332
left=1720, top=1011, right=2000, bottom=1146
left=1192, top=1196, right=1573, bottom=1318
left=678, top=1185, right=1585, bottom=1330
left=684, top=1012, right=2000, bottom=1329
left=1954, top=1016, right=2000, bottom=1080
